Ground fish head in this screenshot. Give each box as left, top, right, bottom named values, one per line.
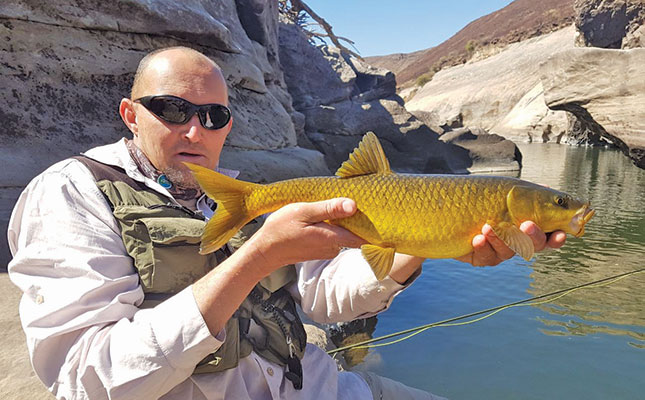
left=507, top=184, right=595, bottom=237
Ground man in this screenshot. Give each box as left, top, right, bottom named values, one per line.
left=7, top=47, right=565, bottom=399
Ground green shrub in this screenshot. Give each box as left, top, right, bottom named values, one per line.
left=415, top=73, right=432, bottom=87
left=465, top=39, right=478, bottom=54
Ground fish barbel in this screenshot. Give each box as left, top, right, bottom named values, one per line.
left=185, top=132, right=595, bottom=280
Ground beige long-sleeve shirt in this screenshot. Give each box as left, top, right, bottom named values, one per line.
left=7, top=139, right=414, bottom=400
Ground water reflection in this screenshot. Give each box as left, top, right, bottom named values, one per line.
left=516, top=143, right=645, bottom=336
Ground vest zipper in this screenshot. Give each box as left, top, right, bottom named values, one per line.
left=249, top=288, right=304, bottom=390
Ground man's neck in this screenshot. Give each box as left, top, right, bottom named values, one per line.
left=125, top=139, right=201, bottom=201
left=176, top=197, right=198, bottom=212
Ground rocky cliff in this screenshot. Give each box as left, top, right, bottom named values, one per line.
left=541, top=47, right=645, bottom=168
left=575, top=0, right=645, bottom=48
left=555, top=0, right=645, bottom=168
left=406, top=1, right=645, bottom=169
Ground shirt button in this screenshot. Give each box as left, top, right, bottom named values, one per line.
left=267, top=367, right=274, bottom=376
left=36, top=295, right=44, bottom=304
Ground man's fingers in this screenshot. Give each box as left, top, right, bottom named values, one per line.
left=292, top=198, right=366, bottom=249
left=520, top=221, right=547, bottom=251
left=298, top=198, right=357, bottom=223
left=482, top=224, right=515, bottom=261
left=317, top=223, right=367, bottom=249
left=546, top=231, right=567, bottom=249
left=470, top=233, right=501, bottom=266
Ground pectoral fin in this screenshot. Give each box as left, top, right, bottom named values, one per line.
left=361, top=244, right=396, bottom=280
left=490, top=222, right=535, bottom=261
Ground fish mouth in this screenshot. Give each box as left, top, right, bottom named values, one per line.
left=570, top=204, right=595, bottom=237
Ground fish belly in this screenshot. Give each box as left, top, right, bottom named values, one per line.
left=334, top=174, right=510, bottom=259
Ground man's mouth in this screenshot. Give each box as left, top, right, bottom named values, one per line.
left=177, top=152, right=204, bottom=159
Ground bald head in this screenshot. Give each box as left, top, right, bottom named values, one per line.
left=131, top=47, right=224, bottom=100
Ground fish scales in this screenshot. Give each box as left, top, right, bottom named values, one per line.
left=246, top=174, right=518, bottom=259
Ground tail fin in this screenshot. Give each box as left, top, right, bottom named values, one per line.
left=184, top=162, right=261, bottom=254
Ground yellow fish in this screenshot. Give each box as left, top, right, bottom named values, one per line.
left=185, top=133, right=595, bottom=280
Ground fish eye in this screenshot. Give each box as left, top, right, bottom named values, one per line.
left=555, top=196, right=569, bottom=208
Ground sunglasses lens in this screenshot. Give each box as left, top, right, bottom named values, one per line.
left=138, top=96, right=230, bottom=130
left=148, top=97, right=191, bottom=124
left=200, top=105, right=231, bottom=130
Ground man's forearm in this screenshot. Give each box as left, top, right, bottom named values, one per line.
left=192, top=235, right=271, bottom=336
left=388, top=254, right=425, bottom=284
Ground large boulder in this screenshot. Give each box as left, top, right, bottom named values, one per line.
left=493, top=82, right=569, bottom=144
left=540, top=47, right=645, bottom=168
left=574, top=0, right=645, bottom=48
left=439, top=128, right=523, bottom=173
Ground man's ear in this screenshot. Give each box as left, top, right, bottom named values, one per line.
left=119, top=98, right=138, bottom=137
left=225, top=114, right=233, bottom=133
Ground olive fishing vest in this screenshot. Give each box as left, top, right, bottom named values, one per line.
left=74, top=156, right=307, bottom=389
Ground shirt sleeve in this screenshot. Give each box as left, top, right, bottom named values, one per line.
left=7, top=160, right=222, bottom=399
left=289, top=249, right=420, bottom=324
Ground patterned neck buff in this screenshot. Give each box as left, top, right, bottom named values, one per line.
left=125, top=139, right=201, bottom=200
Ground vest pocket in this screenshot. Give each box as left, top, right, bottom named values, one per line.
left=194, top=317, right=243, bottom=374
left=130, top=217, right=214, bottom=293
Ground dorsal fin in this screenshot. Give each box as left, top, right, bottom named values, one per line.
left=335, top=132, right=392, bottom=178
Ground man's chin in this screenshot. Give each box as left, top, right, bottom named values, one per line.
left=163, top=166, right=201, bottom=190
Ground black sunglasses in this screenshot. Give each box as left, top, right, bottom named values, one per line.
left=134, top=95, right=231, bottom=130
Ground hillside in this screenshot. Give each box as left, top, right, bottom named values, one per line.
left=366, top=0, right=575, bottom=87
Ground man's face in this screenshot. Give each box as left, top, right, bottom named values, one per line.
left=127, top=53, right=231, bottom=187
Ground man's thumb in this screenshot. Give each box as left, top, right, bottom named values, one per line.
left=304, top=198, right=356, bottom=222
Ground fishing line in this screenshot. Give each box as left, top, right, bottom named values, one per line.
left=327, top=267, right=645, bottom=356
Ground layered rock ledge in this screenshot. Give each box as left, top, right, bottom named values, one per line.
left=541, top=47, right=645, bottom=168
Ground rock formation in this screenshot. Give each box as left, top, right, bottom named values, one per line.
left=575, top=0, right=645, bottom=48
left=278, top=21, right=463, bottom=175
left=541, top=48, right=645, bottom=168
left=405, top=27, right=578, bottom=145
left=406, top=1, right=645, bottom=169
left=547, top=0, right=645, bottom=168
left=438, top=128, right=523, bottom=173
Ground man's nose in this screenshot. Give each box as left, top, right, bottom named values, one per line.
left=183, top=115, right=203, bottom=142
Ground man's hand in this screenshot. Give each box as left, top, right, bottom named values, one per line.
left=456, top=221, right=567, bottom=267
left=246, top=198, right=366, bottom=275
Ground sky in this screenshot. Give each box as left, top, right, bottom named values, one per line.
left=303, top=0, right=514, bottom=57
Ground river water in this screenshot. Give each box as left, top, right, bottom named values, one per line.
left=350, top=143, right=645, bottom=399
